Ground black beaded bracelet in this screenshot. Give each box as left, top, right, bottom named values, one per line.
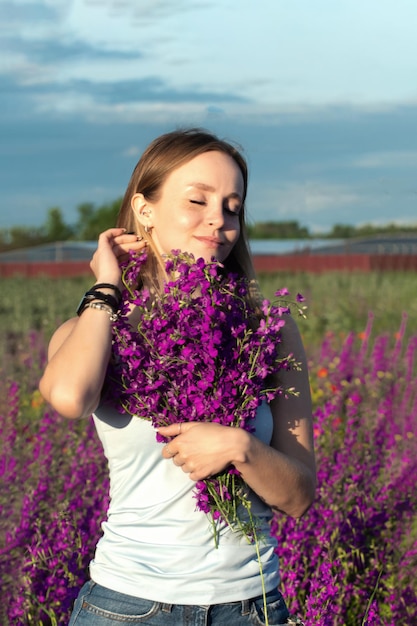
left=84, top=290, right=120, bottom=312
left=77, top=290, right=119, bottom=317
left=93, top=283, right=122, bottom=302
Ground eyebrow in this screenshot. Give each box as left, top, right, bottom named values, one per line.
left=187, top=182, right=242, bottom=200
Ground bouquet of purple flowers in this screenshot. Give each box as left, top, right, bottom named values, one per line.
left=104, top=250, right=305, bottom=546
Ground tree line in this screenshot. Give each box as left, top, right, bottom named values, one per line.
left=1, top=201, right=417, bottom=253
left=0, top=201, right=121, bottom=253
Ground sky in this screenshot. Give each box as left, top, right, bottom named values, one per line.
left=1, top=0, right=417, bottom=233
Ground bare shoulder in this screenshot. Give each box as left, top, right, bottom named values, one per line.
left=272, top=312, right=310, bottom=400
left=47, top=317, right=78, bottom=360
left=279, top=313, right=307, bottom=361
left=269, top=313, right=315, bottom=472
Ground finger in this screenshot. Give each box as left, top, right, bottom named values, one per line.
left=112, top=240, right=148, bottom=260
left=98, top=228, right=126, bottom=242
left=163, top=443, right=176, bottom=459
left=157, top=422, right=190, bottom=437
left=114, top=233, right=144, bottom=244
left=189, top=470, right=210, bottom=481
left=158, top=424, right=179, bottom=437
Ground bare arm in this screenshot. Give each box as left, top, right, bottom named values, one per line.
left=158, top=315, right=316, bottom=518
left=39, top=229, right=146, bottom=419
left=234, top=314, right=316, bottom=516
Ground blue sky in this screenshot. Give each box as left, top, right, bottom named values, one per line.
left=1, top=0, right=416, bottom=232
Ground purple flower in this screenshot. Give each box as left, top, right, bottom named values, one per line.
left=103, top=250, right=302, bottom=544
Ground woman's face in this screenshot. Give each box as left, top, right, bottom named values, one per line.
left=134, top=150, right=244, bottom=263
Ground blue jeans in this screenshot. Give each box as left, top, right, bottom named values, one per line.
left=68, top=580, right=291, bottom=625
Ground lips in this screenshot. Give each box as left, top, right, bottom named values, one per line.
left=194, top=236, right=224, bottom=247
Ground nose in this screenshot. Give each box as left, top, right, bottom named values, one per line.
left=207, top=203, right=225, bottom=228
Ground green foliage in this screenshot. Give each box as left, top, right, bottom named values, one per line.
left=247, top=220, right=310, bottom=239
left=0, top=225, right=45, bottom=251
left=44, top=207, right=74, bottom=242
left=0, top=208, right=73, bottom=252
left=0, top=199, right=122, bottom=252
left=327, top=223, right=357, bottom=239
left=327, top=221, right=417, bottom=239
left=74, top=199, right=122, bottom=240
left=246, top=219, right=417, bottom=240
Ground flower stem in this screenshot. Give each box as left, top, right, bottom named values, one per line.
left=246, top=503, right=269, bottom=626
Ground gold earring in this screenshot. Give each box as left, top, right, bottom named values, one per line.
left=144, top=225, right=150, bottom=234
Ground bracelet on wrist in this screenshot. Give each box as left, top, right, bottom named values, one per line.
left=93, top=283, right=122, bottom=301
left=77, top=290, right=120, bottom=317
left=77, top=294, right=115, bottom=317
left=85, top=289, right=120, bottom=309
left=81, top=301, right=118, bottom=322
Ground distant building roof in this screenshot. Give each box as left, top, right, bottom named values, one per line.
left=309, top=234, right=417, bottom=255
left=250, top=234, right=417, bottom=255
left=0, top=241, right=97, bottom=263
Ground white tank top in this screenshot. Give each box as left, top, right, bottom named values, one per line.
left=89, top=402, right=280, bottom=604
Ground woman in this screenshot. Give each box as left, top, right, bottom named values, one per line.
left=39, top=128, right=316, bottom=625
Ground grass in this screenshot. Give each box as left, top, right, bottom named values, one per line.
left=258, top=271, right=417, bottom=347
left=1, top=271, right=416, bottom=342
left=1, top=271, right=415, bottom=379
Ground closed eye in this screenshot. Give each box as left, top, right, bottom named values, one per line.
left=225, top=206, right=241, bottom=216
left=190, top=200, right=206, bottom=206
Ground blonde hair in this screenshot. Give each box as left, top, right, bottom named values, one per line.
left=116, top=128, right=256, bottom=289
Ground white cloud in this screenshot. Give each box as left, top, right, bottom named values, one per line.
left=83, top=0, right=196, bottom=19
left=3, top=0, right=417, bottom=123
left=305, top=184, right=359, bottom=214
left=248, top=181, right=360, bottom=222
left=29, top=91, right=237, bottom=123
left=353, top=150, right=417, bottom=169
left=2, top=0, right=417, bottom=231
left=246, top=176, right=417, bottom=232
left=121, top=145, right=141, bottom=158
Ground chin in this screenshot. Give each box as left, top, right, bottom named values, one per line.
left=201, top=251, right=227, bottom=263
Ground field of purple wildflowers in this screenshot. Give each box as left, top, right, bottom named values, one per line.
left=0, top=274, right=416, bottom=625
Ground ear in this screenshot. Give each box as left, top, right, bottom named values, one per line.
left=131, top=193, right=153, bottom=228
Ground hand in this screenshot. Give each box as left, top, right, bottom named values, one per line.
left=90, top=228, right=147, bottom=285
left=158, top=422, right=247, bottom=481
